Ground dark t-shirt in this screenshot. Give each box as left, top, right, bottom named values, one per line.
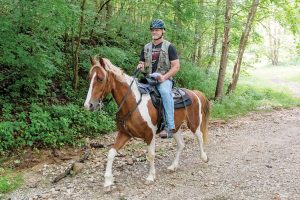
left=140, top=42, right=178, bottom=73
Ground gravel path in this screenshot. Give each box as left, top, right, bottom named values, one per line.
left=5, top=107, right=300, bottom=200
left=271, top=78, right=300, bottom=98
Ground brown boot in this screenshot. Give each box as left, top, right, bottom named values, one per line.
left=159, top=129, right=173, bottom=139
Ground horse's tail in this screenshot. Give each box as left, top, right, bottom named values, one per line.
left=193, top=90, right=210, bottom=144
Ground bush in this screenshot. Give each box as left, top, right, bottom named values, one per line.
left=175, top=61, right=219, bottom=99
left=81, top=46, right=138, bottom=74
left=0, top=103, right=115, bottom=152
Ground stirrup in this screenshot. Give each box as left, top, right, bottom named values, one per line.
left=159, top=129, right=173, bottom=139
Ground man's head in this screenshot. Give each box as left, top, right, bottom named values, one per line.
left=150, top=19, right=165, bottom=40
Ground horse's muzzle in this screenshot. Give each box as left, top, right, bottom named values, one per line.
left=84, top=100, right=103, bottom=112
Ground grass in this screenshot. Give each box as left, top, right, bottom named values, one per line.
left=288, top=75, right=300, bottom=84
left=0, top=168, right=23, bottom=195
left=211, top=64, right=300, bottom=120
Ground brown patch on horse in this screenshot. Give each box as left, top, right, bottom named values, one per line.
left=99, top=57, right=106, bottom=68
left=110, top=78, right=154, bottom=145
left=112, top=132, right=131, bottom=151
left=172, top=89, right=210, bottom=144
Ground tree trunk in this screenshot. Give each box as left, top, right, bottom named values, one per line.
left=227, top=0, right=259, bottom=94
left=104, top=0, right=112, bottom=31
left=193, top=0, right=204, bottom=64
left=89, top=0, right=111, bottom=39
left=214, top=0, right=232, bottom=101
left=73, top=0, right=87, bottom=90
left=193, top=25, right=199, bottom=63
left=207, top=0, right=221, bottom=72
left=268, top=19, right=281, bottom=65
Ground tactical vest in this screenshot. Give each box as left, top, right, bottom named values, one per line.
left=144, top=40, right=171, bottom=75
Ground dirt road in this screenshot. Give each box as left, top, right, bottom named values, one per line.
left=5, top=107, right=300, bottom=200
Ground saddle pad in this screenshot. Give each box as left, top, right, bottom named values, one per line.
left=173, top=88, right=192, bottom=109
left=137, top=82, right=155, bottom=94
left=150, top=88, right=192, bottom=109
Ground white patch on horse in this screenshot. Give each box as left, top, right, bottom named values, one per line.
left=146, top=138, right=156, bottom=182
left=84, top=73, right=96, bottom=109
left=124, top=75, right=157, bottom=134
left=104, top=148, right=117, bottom=187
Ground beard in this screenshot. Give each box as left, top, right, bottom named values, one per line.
left=152, top=33, right=163, bottom=40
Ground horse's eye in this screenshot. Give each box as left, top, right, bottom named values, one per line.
left=97, top=77, right=103, bottom=83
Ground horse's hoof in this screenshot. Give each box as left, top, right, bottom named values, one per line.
left=104, top=185, right=112, bottom=193
left=167, top=165, right=177, bottom=172
left=202, top=156, right=209, bottom=163
left=201, top=153, right=209, bottom=163
left=144, top=179, right=155, bottom=185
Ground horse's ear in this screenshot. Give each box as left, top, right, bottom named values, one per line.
left=99, top=57, right=106, bottom=69
left=90, top=56, right=97, bottom=66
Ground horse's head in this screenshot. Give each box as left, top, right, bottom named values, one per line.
left=84, top=57, right=111, bottom=111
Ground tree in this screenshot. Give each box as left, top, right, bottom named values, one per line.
left=73, top=0, right=87, bottom=90
left=266, top=19, right=282, bottom=65
left=207, top=0, right=221, bottom=72
left=227, top=0, right=259, bottom=94
left=215, top=0, right=232, bottom=100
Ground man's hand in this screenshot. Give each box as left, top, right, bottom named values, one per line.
left=156, top=74, right=166, bottom=83
left=136, top=62, right=145, bottom=71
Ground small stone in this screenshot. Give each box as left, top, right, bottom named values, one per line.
left=127, top=158, right=134, bottom=165
left=72, top=162, right=84, bottom=175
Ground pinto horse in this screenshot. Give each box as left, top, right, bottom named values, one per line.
left=84, top=57, right=210, bottom=191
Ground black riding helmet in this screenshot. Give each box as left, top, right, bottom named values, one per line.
left=150, top=19, right=165, bottom=30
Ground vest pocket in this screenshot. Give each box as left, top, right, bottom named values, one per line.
left=144, top=51, right=151, bottom=67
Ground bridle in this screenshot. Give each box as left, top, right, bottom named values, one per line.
left=89, top=65, right=112, bottom=110
left=91, top=65, right=142, bottom=137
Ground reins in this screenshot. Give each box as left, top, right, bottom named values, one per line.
left=116, top=68, right=141, bottom=113
left=115, top=68, right=142, bottom=138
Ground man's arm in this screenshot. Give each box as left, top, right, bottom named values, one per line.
left=157, top=59, right=180, bottom=82
left=137, top=48, right=146, bottom=70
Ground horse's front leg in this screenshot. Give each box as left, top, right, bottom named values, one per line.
left=104, top=148, right=117, bottom=188
left=145, top=136, right=156, bottom=185
left=104, top=132, right=130, bottom=191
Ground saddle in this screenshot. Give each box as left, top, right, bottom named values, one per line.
left=137, top=77, right=192, bottom=133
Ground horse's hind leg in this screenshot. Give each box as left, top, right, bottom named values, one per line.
left=145, top=137, right=156, bottom=184
left=195, top=127, right=208, bottom=162
left=104, top=132, right=130, bottom=191
left=167, top=132, right=185, bottom=171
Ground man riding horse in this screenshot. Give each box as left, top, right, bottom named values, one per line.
left=84, top=19, right=209, bottom=191
left=137, top=19, right=180, bottom=139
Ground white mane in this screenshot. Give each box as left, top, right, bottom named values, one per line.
left=102, top=58, right=133, bottom=83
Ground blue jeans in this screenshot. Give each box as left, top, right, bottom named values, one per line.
left=156, top=79, right=175, bottom=130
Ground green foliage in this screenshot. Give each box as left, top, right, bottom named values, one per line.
left=0, top=168, right=23, bottom=194
left=0, top=104, right=115, bottom=152
left=176, top=61, right=219, bottom=99
left=81, top=46, right=136, bottom=73
left=0, top=0, right=73, bottom=98
left=211, top=85, right=300, bottom=119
